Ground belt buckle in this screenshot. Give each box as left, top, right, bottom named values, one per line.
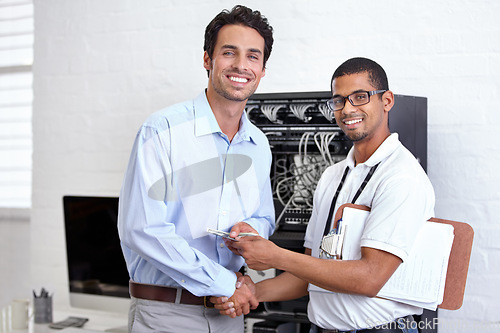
left=204, top=296, right=214, bottom=308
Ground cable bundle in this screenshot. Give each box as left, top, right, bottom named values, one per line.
left=261, top=104, right=286, bottom=123
left=289, top=103, right=314, bottom=122
left=318, top=103, right=335, bottom=122
left=272, top=131, right=341, bottom=225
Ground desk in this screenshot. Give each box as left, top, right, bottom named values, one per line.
left=7, top=308, right=128, bottom=333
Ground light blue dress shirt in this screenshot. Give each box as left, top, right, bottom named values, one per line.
left=118, top=92, right=275, bottom=297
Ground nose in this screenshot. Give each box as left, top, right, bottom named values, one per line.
left=233, top=55, right=247, bottom=71
left=341, top=97, right=357, bottom=115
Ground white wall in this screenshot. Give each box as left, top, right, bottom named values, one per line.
left=1, top=0, right=497, bottom=332
left=0, top=209, right=31, bottom=307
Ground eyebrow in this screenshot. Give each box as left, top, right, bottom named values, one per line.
left=221, top=44, right=263, bottom=55
left=333, top=89, right=367, bottom=98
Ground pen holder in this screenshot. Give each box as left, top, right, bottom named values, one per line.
left=34, top=296, right=52, bottom=324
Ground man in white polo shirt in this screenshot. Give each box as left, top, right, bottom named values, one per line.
left=213, top=57, right=435, bottom=333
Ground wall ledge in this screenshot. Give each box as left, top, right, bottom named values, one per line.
left=0, top=207, right=31, bottom=222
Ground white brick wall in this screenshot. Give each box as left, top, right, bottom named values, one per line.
left=2, top=0, right=499, bottom=331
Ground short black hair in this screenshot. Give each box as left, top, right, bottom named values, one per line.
left=331, top=57, right=389, bottom=94
left=204, top=5, right=274, bottom=68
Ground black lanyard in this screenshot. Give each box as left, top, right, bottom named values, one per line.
left=322, top=163, right=380, bottom=236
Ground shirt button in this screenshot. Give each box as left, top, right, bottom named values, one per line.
left=221, top=211, right=227, bottom=216
left=181, top=279, right=185, bottom=283
left=220, top=242, right=224, bottom=248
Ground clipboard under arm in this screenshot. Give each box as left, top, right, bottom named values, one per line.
left=333, top=203, right=474, bottom=310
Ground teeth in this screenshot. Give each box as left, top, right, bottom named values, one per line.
left=345, top=119, right=362, bottom=125
left=229, top=76, right=248, bottom=83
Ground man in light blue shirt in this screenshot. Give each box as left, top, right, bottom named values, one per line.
left=117, top=5, right=275, bottom=332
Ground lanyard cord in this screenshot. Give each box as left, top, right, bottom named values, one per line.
left=322, top=162, right=380, bottom=236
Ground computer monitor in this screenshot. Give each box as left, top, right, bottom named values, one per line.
left=62, top=195, right=130, bottom=314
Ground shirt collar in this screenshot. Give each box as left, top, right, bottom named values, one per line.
left=193, top=92, right=221, bottom=137
left=193, top=91, right=257, bottom=144
left=345, top=133, right=400, bottom=168
left=235, top=110, right=256, bottom=144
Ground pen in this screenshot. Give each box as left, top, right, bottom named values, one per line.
left=237, top=232, right=259, bottom=237
left=207, top=228, right=259, bottom=238
left=34, top=287, right=50, bottom=298
left=336, top=218, right=342, bottom=235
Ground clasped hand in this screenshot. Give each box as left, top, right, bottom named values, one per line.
left=211, top=222, right=280, bottom=317
left=210, top=275, right=257, bottom=318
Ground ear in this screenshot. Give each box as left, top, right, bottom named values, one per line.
left=382, top=90, right=395, bottom=113
left=261, top=67, right=266, bottom=78
left=203, top=51, right=212, bottom=71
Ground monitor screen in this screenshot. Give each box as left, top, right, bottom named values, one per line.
left=63, top=195, right=130, bottom=313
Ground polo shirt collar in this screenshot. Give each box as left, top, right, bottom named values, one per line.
left=345, top=133, right=400, bottom=168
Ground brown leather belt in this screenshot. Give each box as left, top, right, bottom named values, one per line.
left=129, top=281, right=214, bottom=308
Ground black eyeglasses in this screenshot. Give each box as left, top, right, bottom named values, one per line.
left=326, top=90, right=387, bottom=111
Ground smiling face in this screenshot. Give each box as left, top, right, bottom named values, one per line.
left=204, top=24, right=266, bottom=104
left=332, top=72, right=393, bottom=145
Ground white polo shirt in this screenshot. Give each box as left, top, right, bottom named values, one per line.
left=304, top=133, right=435, bottom=330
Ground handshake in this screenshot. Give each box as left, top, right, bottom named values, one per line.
left=210, top=222, right=281, bottom=318
left=210, top=274, right=258, bottom=318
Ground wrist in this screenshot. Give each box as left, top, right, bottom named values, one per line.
left=267, top=243, right=284, bottom=270
left=254, top=282, right=264, bottom=303
left=272, top=246, right=290, bottom=271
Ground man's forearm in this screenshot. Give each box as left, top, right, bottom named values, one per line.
left=255, top=271, right=308, bottom=303
left=271, top=247, right=401, bottom=297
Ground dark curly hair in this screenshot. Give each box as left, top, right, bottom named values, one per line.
left=331, top=57, right=389, bottom=95
left=204, top=5, right=274, bottom=70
